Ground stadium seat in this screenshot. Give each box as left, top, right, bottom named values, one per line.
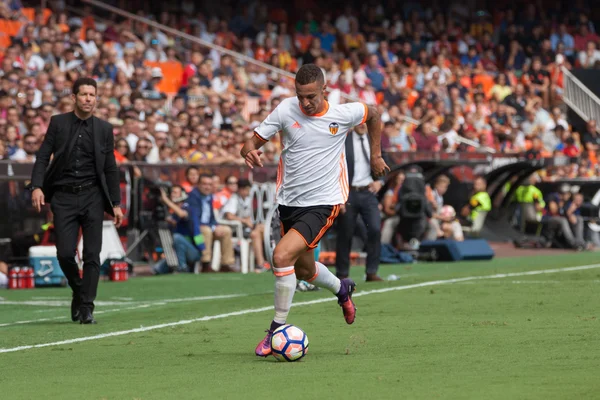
left=212, top=218, right=255, bottom=274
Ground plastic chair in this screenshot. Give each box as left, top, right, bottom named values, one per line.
left=212, top=218, right=255, bottom=274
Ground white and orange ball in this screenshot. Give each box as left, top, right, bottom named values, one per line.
left=270, top=325, right=309, bottom=362
left=439, top=205, right=456, bottom=220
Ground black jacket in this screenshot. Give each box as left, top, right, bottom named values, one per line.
left=30, top=111, right=120, bottom=216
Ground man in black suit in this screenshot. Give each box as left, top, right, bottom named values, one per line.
left=335, top=123, right=384, bottom=282
left=30, top=77, right=123, bottom=324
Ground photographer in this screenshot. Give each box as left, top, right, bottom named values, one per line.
left=395, top=166, right=433, bottom=249
left=152, top=186, right=205, bottom=275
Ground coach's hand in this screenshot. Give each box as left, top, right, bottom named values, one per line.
left=244, top=149, right=263, bottom=169
left=32, top=188, right=45, bottom=213
left=370, top=155, right=390, bottom=178
left=113, top=206, right=124, bottom=228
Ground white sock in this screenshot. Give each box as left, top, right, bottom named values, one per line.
left=307, top=262, right=341, bottom=295
left=273, top=266, right=297, bottom=324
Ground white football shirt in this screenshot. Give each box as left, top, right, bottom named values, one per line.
left=254, top=97, right=368, bottom=207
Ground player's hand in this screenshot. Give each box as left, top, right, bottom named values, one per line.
left=32, top=188, right=45, bottom=213
left=368, top=181, right=382, bottom=194
left=340, top=204, right=346, bottom=214
left=244, top=150, right=263, bottom=169
left=113, top=206, right=124, bottom=228
left=370, top=155, right=390, bottom=178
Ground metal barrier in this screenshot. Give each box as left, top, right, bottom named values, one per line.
left=562, top=66, right=600, bottom=125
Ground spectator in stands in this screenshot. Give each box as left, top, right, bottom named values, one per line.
left=182, top=166, right=199, bottom=194
left=188, top=174, right=235, bottom=273
left=152, top=186, right=204, bottom=274
left=543, top=195, right=587, bottom=251
left=581, top=120, right=600, bottom=152
left=213, top=175, right=238, bottom=212
left=9, top=132, right=38, bottom=162
left=578, top=41, right=600, bottom=69
left=222, top=179, right=269, bottom=271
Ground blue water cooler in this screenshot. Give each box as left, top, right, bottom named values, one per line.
left=29, top=246, right=67, bottom=287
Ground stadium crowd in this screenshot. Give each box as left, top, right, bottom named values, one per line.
left=0, top=1, right=599, bottom=180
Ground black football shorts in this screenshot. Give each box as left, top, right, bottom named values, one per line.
left=278, top=204, right=340, bottom=249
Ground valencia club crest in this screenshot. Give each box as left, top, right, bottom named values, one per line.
left=329, top=122, right=339, bottom=135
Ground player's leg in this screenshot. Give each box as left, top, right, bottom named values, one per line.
left=296, top=249, right=357, bottom=324
left=296, top=204, right=356, bottom=324
left=255, top=229, right=307, bottom=357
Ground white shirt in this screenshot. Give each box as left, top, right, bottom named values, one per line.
left=255, top=97, right=368, bottom=207
left=221, top=193, right=253, bottom=219
left=351, top=132, right=373, bottom=187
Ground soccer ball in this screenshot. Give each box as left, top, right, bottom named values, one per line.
left=270, top=325, right=309, bottom=362
left=439, top=205, right=456, bottom=220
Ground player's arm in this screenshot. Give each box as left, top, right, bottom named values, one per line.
left=240, top=133, right=268, bottom=169
left=364, top=105, right=390, bottom=177
left=241, top=105, right=282, bottom=169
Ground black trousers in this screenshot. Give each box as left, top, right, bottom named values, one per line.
left=50, top=185, right=104, bottom=311
left=335, top=190, right=381, bottom=277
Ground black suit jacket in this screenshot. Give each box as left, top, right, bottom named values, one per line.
left=31, top=112, right=120, bottom=217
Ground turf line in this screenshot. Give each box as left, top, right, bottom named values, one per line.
left=0, top=294, right=250, bottom=327
left=1, top=263, right=598, bottom=354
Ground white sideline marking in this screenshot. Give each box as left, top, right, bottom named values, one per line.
left=1, top=263, right=599, bottom=354
left=0, top=304, right=156, bottom=327
left=0, top=293, right=248, bottom=308
left=0, top=294, right=249, bottom=327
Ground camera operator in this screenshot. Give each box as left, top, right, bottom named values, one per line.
left=395, top=166, right=433, bottom=249
left=152, top=185, right=205, bottom=275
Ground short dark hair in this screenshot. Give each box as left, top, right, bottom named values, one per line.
left=72, top=77, right=97, bottom=95
left=185, top=166, right=199, bottom=176
left=238, top=179, right=251, bottom=189
left=199, top=173, right=213, bottom=181
left=295, top=64, right=324, bottom=86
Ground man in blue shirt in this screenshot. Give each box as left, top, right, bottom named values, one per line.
left=152, top=185, right=205, bottom=274
left=188, top=174, right=235, bottom=273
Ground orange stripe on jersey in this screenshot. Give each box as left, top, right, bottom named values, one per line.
left=299, top=100, right=329, bottom=117
left=253, top=131, right=268, bottom=142
left=276, top=157, right=283, bottom=193
left=360, top=103, right=369, bottom=125
left=309, top=205, right=340, bottom=249
left=339, top=153, right=349, bottom=202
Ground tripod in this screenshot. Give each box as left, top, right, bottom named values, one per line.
left=126, top=220, right=179, bottom=269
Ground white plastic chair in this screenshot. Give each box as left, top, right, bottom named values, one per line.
left=212, top=218, right=255, bottom=274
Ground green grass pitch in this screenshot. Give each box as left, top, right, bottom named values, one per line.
left=0, top=252, right=599, bottom=400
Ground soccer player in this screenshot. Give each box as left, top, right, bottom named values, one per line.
left=240, top=64, right=389, bottom=357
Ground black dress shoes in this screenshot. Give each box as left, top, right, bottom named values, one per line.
left=79, top=308, right=97, bottom=324
left=71, top=296, right=81, bottom=322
